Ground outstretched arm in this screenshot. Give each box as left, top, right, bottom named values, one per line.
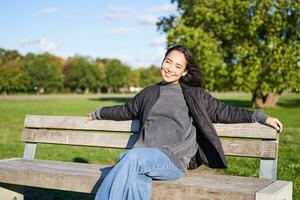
left=88, top=90, right=145, bottom=121
left=203, top=89, right=283, bottom=132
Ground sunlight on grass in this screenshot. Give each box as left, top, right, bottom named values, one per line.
left=0, top=92, right=299, bottom=199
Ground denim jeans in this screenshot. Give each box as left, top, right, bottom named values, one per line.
left=95, top=147, right=184, bottom=200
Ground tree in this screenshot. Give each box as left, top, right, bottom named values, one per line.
left=0, top=49, right=29, bottom=94
left=129, top=68, right=142, bottom=88
left=63, top=56, right=101, bottom=93
left=139, top=65, right=162, bottom=87
left=158, top=0, right=300, bottom=107
left=24, top=53, right=63, bottom=93
left=105, top=59, right=130, bottom=93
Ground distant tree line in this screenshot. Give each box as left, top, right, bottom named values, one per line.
left=0, top=48, right=162, bottom=94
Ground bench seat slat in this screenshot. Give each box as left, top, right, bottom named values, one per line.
left=22, top=129, right=277, bottom=159
left=25, top=115, right=277, bottom=139
left=0, top=158, right=274, bottom=199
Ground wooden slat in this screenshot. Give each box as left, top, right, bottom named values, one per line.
left=22, top=129, right=277, bottom=158
left=0, top=158, right=274, bottom=199
left=256, top=180, right=293, bottom=200
left=221, top=139, right=277, bottom=159
left=213, top=123, right=277, bottom=139
left=21, top=129, right=138, bottom=149
left=24, top=115, right=140, bottom=132
left=24, top=115, right=277, bottom=139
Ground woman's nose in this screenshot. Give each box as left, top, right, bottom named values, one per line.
left=165, top=64, right=175, bottom=71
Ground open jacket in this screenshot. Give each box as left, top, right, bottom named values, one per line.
left=98, top=81, right=254, bottom=170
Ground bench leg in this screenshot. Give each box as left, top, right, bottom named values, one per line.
left=256, top=180, right=293, bottom=200
left=260, top=159, right=277, bottom=179
left=0, top=183, right=24, bottom=200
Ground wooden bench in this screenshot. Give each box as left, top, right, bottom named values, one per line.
left=0, top=115, right=293, bottom=200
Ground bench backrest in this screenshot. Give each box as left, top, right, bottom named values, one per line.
left=21, top=115, right=279, bottom=179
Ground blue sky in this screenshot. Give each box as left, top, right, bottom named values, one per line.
left=0, top=0, right=178, bottom=67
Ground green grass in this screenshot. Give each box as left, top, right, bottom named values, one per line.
left=0, top=92, right=299, bottom=199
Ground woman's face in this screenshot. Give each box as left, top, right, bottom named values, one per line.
left=161, top=50, right=188, bottom=84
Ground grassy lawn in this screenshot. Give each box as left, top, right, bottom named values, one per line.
left=0, top=92, right=299, bottom=199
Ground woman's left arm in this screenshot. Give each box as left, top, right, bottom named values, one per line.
left=203, top=90, right=283, bottom=132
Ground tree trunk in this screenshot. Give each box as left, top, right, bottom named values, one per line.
left=107, top=87, right=113, bottom=94
left=252, top=89, right=280, bottom=108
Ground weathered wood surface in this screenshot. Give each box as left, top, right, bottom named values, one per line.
left=0, top=183, right=24, bottom=200
left=256, top=180, right=293, bottom=200
left=0, top=158, right=275, bottom=199
left=22, top=129, right=138, bottom=149
left=221, top=139, right=277, bottom=159
left=22, top=128, right=277, bottom=158
left=24, top=115, right=277, bottom=139
left=25, top=115, right=140, bottom=133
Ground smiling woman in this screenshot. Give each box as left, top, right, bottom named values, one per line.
left=89, top=44, right=283, bottom=200
left=160, top=50, right=188, bottom=83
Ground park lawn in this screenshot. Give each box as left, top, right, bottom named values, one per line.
left=0, top=92, right=299, bottom=199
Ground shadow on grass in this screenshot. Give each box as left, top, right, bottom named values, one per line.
left=24, top=187, right=94, bottom=200
left=90, top=95, right=300, bottom=109
left=73, top=157, right=89, bottom=163
left=277, top=98, right=300, bottom=108
left=89, top=97, right=131, bottom=104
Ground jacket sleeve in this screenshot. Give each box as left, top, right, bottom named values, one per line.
left=92, top=89, right=145, bottom=121
left=202, top=89, right=254, bottom=123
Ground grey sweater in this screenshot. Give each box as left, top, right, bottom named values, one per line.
left=133, top=83, right=198, bottom=172
left=90, top=84, right=268, bottom=172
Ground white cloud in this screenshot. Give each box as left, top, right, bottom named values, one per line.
left=20, top=39, right=40, bottom=46
left=40, top=39, right=58, bottom=52
left=148, top=3, right=177, bottom=13
left=136, top=14, right=158, bottom=25
left=110, top=27, right=132, bottom=34
left=150, top=36, right=166, bottom=47
left=114, top=46, right=166, bottom=68
left=20, top=39, right=59, bottom=52
left=102, top=5, right=132, bottom=21
left=34, top=7, right=61, bottom=16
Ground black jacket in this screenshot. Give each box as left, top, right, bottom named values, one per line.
left=99, top=81, right=254, bottom=169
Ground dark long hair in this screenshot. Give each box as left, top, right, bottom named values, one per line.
left=164, top=45, right=204, bottom=88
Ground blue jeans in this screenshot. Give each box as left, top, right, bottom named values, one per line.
left=95, top=148, right=183, bottom=200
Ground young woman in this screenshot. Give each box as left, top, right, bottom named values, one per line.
left=88, top=45, right=283, bottom=200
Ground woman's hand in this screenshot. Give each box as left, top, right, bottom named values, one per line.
left=265, top=117, right=283, bottom=133
left=87, top=113, right=94, bottom=121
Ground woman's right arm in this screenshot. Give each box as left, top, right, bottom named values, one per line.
left=89, top=90, right=145, bottom=121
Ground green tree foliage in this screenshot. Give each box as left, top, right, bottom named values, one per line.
left=0, top=47, right=165, bottom=94
left=0, top=49, right=29, bottom=94
left=23, top=53, right=63, bottom=93
left=139, top=65, right=162, bottom=87
left=63, top=56, right=101, bottom=93
left=128, top=65, right=162, bottom=88
left=105, top=59, right=130, bottom=93
left=158, top=0, right=300, bottom=107
left=129, top=68, right=142, bottom=87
